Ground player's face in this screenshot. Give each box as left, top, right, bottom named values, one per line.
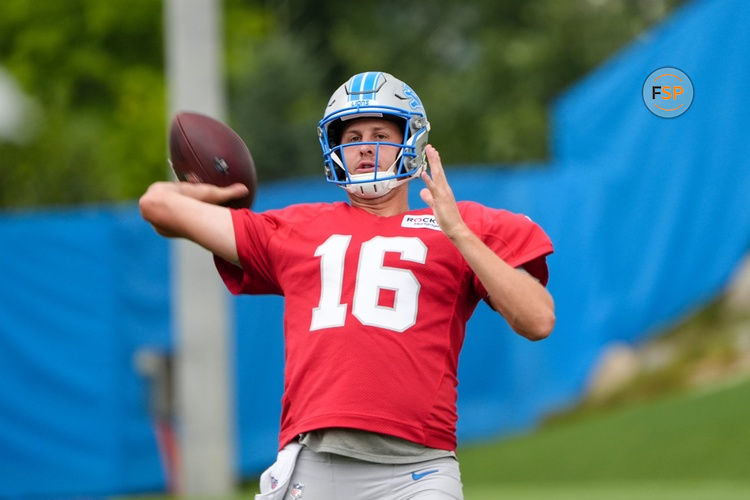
left=340, top=118, right=404, bottom=176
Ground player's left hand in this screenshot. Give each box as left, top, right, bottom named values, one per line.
left=420, top=145, right=470, bottom=240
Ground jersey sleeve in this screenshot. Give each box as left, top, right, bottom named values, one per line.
left=213, top=208, right=283, bottom=295
left=468, top=204, right=554, bottom=294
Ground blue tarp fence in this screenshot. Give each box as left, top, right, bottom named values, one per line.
left=1, top=0, right=749, bottom=495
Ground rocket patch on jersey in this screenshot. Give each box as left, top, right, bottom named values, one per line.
left=401, top=214, right=442, bottom=231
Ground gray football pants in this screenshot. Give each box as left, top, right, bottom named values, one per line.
left=281, top=447, right=463, bottom=499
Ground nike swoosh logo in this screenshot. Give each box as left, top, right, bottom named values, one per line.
left=411, top=469, right=439, bottom=481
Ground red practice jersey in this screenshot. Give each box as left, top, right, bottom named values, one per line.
left=215, top=201, right=553, bottom=451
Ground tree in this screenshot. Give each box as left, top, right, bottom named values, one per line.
left=0, top=0, right=165, bottom=208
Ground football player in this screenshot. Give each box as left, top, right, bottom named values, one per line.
left=140, top=71, right=555, bottom=500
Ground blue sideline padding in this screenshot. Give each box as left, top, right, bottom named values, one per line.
left=1, top=0, right=749, bottom=495
left=0, top=207, right=171, bottom=495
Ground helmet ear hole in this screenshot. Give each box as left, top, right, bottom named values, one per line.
left=409, top=116, right=426, bottom=134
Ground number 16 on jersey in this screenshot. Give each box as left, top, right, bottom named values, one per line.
left=310, top=235, right=428, bottom=333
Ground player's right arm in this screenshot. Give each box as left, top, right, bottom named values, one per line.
left=139, top=181, right=249, bottom=266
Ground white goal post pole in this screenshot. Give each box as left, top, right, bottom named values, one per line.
left=164, top=0, right=235, bottom=495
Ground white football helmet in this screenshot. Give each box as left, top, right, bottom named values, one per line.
left=318, top=72, right=430, bottom=198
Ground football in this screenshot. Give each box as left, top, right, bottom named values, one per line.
left=169, top=111, right=256, bottom=209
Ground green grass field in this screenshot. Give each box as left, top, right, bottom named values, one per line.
left=462, top=482, right=750, bottom=500
left=457, top=376, right=750, bottom=499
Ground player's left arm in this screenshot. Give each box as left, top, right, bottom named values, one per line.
left=420, top=145, right=555, bottom=341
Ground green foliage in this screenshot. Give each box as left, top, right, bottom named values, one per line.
left=225, top=0, right=685, bottom=180
left=0, top=0, right=165, bottom=208
left=0, top=0, right=684, bottom=207
left=225, top=28, right=328, bottom=182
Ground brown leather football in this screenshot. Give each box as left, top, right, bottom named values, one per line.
left=169, top=111, right=256, bottom=209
